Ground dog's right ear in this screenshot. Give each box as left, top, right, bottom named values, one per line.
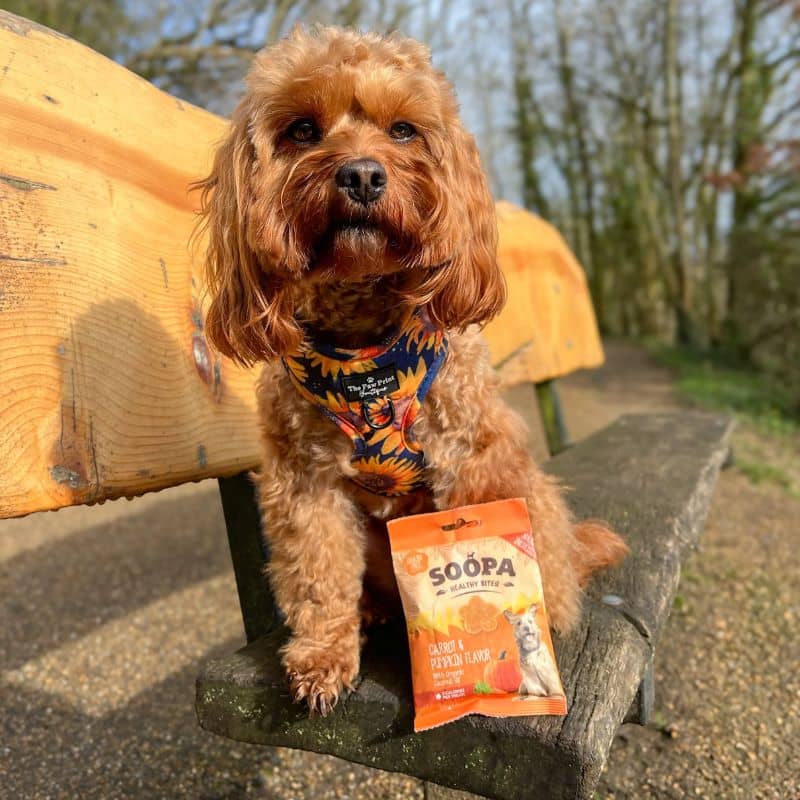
left=193, top=103, right=303, bottom=366
left=503, top=610, right=518, bottom=623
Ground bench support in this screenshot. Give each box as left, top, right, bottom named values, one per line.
left=624, top=660, right=654, bottom=725
left=217, top=473, right=275, bottom=643
left=535, top=379, right=570, bottom=454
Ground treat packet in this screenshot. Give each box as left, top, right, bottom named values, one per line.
left=387, top=497, right=567, bottom=732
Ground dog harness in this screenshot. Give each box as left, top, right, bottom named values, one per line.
left=282, top=311, right=448, bottom=496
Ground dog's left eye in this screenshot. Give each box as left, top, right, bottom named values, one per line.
left=389, top=121, right=417, bottom=142
left=287, top=119, right=320, bottom=144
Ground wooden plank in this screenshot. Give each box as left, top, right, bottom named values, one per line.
left=0, top=12, right=601, bottom=518
left=485, top=202, right=605, bottom=379
left=0, top=12, right=257, bottom=518
left=535, top=379, right=570, bottom=455
left=218, top=473, right=277, bottom=643
left=499, top=383, right=550, bottom=463
left=196, top=412, right=732, bottom=800
left=198, top=606, right=647, bottom=800
left=545, top=413, right=734, bottom=641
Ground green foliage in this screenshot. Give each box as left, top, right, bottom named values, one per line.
left=647, top=343, right=799, bottom=434
left=649, top=709, right=670, bottom=733
left=649, top=342, right=800, bottom=497
left=736, top=458, right=795, bottom=494
left=672, top=594, right=688, bottom=614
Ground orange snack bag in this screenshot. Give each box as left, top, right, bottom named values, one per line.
left=387, top=498, right=567, bottom=732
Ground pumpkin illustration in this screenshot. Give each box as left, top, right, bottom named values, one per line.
left=460, top=595, right=499, bottom=633
left=484, top=650, right=523, bottom=693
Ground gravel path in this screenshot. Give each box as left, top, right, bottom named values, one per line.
left=1, top=341, right=797, bottom=799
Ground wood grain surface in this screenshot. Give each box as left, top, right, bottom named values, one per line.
left=488, top=200, right=604, bottom=376
left=0, top=12, right=601, bottom=518
left=0, top=12, right=251, bottom=518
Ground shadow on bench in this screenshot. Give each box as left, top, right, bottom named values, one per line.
left=197, top=412, right=732, bottom=800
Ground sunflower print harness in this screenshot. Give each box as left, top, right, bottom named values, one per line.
left=282, top=313, right=448, bottom=497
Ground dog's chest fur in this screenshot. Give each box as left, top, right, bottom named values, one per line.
left=297, top=276, right=412, bottom=349
left=259, top=298, right=499, bottom=607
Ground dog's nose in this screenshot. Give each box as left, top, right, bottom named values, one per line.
left=335, top=159, right=387, bottom=205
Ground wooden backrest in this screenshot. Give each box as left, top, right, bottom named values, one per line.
left=0, top=12, right=602, bottom=519
left=0, top=13, right=256, bottom=518
left=487, top=201, right=604, bottom=379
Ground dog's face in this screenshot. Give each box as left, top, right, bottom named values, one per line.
left=197, top=26, right=505, bottom=365
left=504, top=605, right=542, bottom=653
left=246, top=33, right=455, bottom=280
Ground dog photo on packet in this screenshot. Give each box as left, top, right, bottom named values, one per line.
left=195, top=24, right=627, bottom=720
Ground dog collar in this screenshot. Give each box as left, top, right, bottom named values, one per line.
left=281, top=311, right=448, bottom=496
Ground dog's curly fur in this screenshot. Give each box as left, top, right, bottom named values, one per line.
left=196, top=26, right=628, bottom=716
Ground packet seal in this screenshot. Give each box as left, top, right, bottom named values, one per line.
left=387, top=497, right=530, bottom=552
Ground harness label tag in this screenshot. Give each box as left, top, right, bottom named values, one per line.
left=341, top=364, right=399, bottom=402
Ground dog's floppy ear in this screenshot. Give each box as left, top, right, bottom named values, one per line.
left=194, top=102, right=302, bottom=366
left=421, top=120, right=507, bottom=331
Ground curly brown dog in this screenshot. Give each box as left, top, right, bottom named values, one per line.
left=195, top=25, right=627, bottom=716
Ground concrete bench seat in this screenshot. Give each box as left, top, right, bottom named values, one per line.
left=196, top=413, right=732, bottom=800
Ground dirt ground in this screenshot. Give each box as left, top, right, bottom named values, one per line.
left=1, top=341, right=797, bottom=799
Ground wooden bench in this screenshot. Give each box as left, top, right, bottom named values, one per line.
left=0, top=12, right=733, bottom=800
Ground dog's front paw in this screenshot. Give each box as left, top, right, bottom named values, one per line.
left=281, top=636, right=360, bottom=716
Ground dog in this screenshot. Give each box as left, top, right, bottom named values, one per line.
left=195, top=26, right=627, bottom=716
left=504, top=605, right=563, bottom=697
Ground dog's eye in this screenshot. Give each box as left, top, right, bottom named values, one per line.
left=389, top=121, right=417, bottom=142
left=287, top=119, right=320, bottom=144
